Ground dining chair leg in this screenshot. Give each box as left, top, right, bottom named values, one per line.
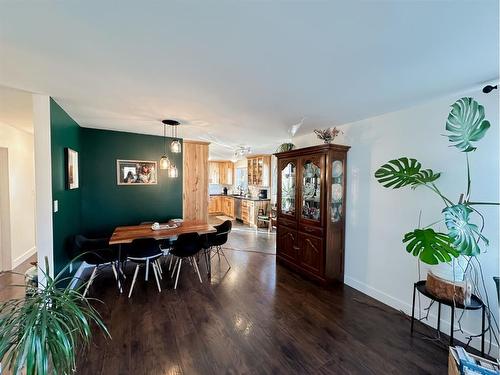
left=192, top=256, right=203, bottom=284
left=152, top=262, right=162, bottom=293
left=145, top=259, right=150, bottom=281
left=168, top=254, right=174, bottom=271
left=156, top=259, right=163, bottom=277
left=119, top=264, right=127, bottom=279
left=128, top=264, right=140, bottom=298
left=220, top=248, right=231, bottom=269
left=171, top=258, right=179, bottom=278
left=110, top=262, right=123, bottom=293
left=174, top=259, right=183, bottom=289
left=83, top=266, right=98, bottom=298
left=204, top=248, right=211, bottom=276
left=155, top=259, right=163, bottom=280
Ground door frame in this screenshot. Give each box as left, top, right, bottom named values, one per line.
left=0, top=147, right=12, bottom=271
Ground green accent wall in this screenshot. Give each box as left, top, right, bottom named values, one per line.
left=50, top=99, right=82, bottom=276
left=50, top=100, right=183, bottom=281
left=80, top=128, right=183, bottom=235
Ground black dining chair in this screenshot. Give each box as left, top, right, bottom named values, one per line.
left=71, top=234, right=122, bottom=297
left=169, top=233, right=203, bottom=289
left=203, top=220, right=232, bottom=272
left=126, top=238, right=163, bottom=298
left=139, top=221, right=172, bottom=276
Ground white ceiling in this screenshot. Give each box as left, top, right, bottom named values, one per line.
left=0, top=1, right=498, bottom=159
left=0, top=85, right=33, bottom=133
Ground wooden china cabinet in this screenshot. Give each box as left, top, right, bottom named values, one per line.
left=274, top=143, right=350, bottom=283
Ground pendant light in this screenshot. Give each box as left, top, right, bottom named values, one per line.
left=168, top=163, right=178, bottom=178
left=159, top=120, right=171, bottom=170
left=170, top=120, right=182, bottom=153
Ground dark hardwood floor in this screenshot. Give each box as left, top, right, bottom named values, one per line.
left=75, top=244, right=449, bottom=375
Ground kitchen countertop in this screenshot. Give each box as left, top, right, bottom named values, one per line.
left=209, top=194, right=270, bottom=201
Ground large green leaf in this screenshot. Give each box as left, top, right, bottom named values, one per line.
left=374, top=157, right=440, bottom=189
left=403, top=228, right=459, bottom=265
left=443, top=204, right=489, bottom=256
left=446, top=97, right=490, bottom=152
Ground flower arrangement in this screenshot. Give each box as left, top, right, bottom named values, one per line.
left=314, top=127, right=343, bottom=143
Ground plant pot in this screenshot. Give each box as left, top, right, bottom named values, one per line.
left=426, top=271, right=468, bottom=305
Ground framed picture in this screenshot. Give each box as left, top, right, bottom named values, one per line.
left=66, top=148, right=79, bottom=189
left=117, top=160, right=158, bottom=185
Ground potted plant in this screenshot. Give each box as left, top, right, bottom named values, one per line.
left=0, top=257, right=109, bottom=375
left=374, top=97, right=498, bottom=302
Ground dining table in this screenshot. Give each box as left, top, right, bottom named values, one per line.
left=109, top=221, right=217, bottom=290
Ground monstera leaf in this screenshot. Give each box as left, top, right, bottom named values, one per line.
left=446, top=97, right=490, bottom=152
left=443, top=204, right=489, bottom=256
left=403, top=228, right=459, bottom=265
left=375, top=157, right=440, bottom=189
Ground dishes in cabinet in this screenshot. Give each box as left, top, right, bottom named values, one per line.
left=332, top=183, right=343, bottom=202
left=332, top=160, right=343, bottom=178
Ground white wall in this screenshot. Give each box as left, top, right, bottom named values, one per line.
left=293, top=87, right=499, bottom=354
left=0, top=121, right=36, bottom=269
left=32, top=94, right=54, bottom=280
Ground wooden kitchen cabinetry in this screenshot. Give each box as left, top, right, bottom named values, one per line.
left=275, top=143, right=350, bottom=284
left=247, top=155, right=271, bottom=186
left=209, top=161, right=234, bottom=185
left=209, top=195, right=234, bottom=217
left=208, top=195, right=222, bottom=214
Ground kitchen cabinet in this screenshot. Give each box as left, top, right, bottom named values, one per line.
left=221, top=196, right=234, bottom=217
left=220, top=162, right=234, bottom=185
left=247, top=155, right=271, bottom=187
left=209, top=161, right=234, bottom=185
left=209, top=196, right=235, bottom=217
left=209, top=162, right=220, bottom=184
left=275, top=143, right=350, bottom=283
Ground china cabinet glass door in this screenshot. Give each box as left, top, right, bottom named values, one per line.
left=280, top=161, right=296, bottom=216
left=331, top=158, right=344, bottom=223
left=301, top=158, right=321, bottom=221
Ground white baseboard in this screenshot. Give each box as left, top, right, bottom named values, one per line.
left=345, top=275, right=499, bottom=357
left=12, top=246, right=37, bottom=269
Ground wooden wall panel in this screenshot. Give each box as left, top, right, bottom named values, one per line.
left=183, top=140, right=209, bottom=222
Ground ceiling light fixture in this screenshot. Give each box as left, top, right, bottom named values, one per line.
left=162, top=119, right=182, bottom=154
left=159, top=120, right=171, bottom=170
left=234, top=146, right=251, bottom=160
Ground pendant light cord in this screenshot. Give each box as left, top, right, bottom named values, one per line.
left=163, top=123, right=167, bottom=154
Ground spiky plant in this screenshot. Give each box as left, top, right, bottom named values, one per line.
left=0, top=257, right=109, bottom=375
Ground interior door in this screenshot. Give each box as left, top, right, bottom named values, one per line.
left=299, top=154, right=324, bottom=227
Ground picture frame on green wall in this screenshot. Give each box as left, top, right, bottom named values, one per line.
left=65, top=148, right=79, bottom=190
left=116, top=159, right=158, bottom=185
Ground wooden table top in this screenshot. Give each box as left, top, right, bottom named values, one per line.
left=109, top=221, right=216, bottom=245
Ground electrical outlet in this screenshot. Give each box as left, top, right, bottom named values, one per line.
left=53, top=200, right=58, bottom=213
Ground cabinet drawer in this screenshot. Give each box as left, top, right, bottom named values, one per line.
left=278, top=216, right=297, bottom=229
left=241, top=200, right=248, bottom=208
left=300, top=225, right=323, bottom=237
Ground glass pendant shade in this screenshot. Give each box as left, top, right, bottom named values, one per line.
left=159, top=155, right=170, bottom=170
left=168, top=164, right=178, bottom=178
left=171, top=140, right=181, bottom=153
